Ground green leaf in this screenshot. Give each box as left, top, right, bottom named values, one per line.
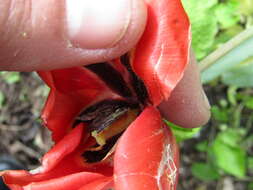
left=182, top=0, right=218, bottom=10
left=164, top=120, right=201, bottom=142
left=211, top=143, right=246, bottom=178
left=245, top=97, right=253, bottom=109
left=239, top=0, right=253, bottom=16
left=182, top=0, right=218, bottom=60
left=192, top=15, right=218, bottom=60
left=243, top=135, right=253, bottom=150
left=191, top=162, right=220, bottom=181
left=215, top=0, right=240, bottom=29
left=248, top=157, right=253, bottom=171
left=0, top=91, right=5, bottom=108
left=196, top=141, right=208, bottom=152
left=211, top=106, right=229, bottom=122
left=209, top=131, right=246, bottom=178
left=0, top=72, right=21, bottom=84
left=217, top=129, right=243, bottom=148
left=227, top=86, right=238, bottom=106
left=249, top=182, right=253, bottom=190
left=222, top=60, right=253, bottom=87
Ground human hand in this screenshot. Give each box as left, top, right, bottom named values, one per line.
left=159, top=51, right=211, bottom=128
left=0, top=0, right=210, bottom=128
left=0, top=0, right=147, bottom=71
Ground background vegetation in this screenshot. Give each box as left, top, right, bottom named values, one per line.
left=173, top=0, right=253, bottom=189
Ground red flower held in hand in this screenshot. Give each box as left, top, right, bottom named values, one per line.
left=1, top=0, right=190, bottom=189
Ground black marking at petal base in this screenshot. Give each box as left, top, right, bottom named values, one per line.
left=85, top=63, right=132, bottom=97
left=76, top=99, right=138, bottom=132
left=82, top=134, right=121, bottom=163
left=120, top=54, right=132, bottom=71
left=120, top=54, right=149, bottom=105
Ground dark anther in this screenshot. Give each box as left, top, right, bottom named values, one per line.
left=76, top=100, right=138, bottom=132
left=88, top=106, right=128, bottom=133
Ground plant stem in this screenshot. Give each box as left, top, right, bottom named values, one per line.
left=199, top=27, right=253, bottom=72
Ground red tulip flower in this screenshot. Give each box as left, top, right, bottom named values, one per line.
left=1, top=0, right=190, bottom=189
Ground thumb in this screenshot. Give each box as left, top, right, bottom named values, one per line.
left=0, top=0, right=147, bottom=71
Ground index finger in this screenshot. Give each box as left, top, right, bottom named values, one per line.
left=158, top=50, right=211, bottom=128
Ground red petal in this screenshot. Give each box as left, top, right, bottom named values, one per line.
left=49, top=67, right=108, bottom=93
left=78, top=177, right=114, bottom=190
left=6, top=172, right=105, bottom=190
left=40, top=124, right=85, bottom=173
left=114, top=107, right=179, bottom=190
left=2, top=124, right=113, bottom=189
left=132, top=0, right=191, bottom=105
left=38, top=71, right=54, bottom=88
left=38, top=67, right=120, bottom=142
left=1, top=125, right=85, bottom=186
left=41, top=89, right=88, bottom=142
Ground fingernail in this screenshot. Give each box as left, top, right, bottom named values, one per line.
left=201, top=89, right=211, bottom=110
left=66, top=0, right=131, bottom=49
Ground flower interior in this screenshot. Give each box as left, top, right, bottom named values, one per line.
left=74, top=54, right=149, bottom=163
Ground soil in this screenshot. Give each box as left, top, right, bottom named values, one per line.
left=0, top=73, right=52, bottom=169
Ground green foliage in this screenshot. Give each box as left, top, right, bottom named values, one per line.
left=214, top=0, right=240, bottom=29
left=164, top=120, right=201, bottom=142
left=183, top=0, right=253, bottom=84
left=201, top=28, right=253, bottom=83
left=193, top=128, right=249, bottom=179
left=182, top=0, right=218, bottom=59
left=248, top=157, right=253, bottom=171
left=193, top=129, right=248, bottom=179
left=195, top=141, right=208, bottom=152
left=182, top=0, right=245, bottom=60
left=0, top=72, right=21, bottom=84
left=182, top=0, right=253, bottom=186
left=211, top=105, right=229, bottom=122
left=245, top=97, right=253, bottom=109
left=249, top=182, right=253, bottom=190
left=213, top=25, right=244, bottom=50
left=191, top=162, right=220, bottom=181
left=209, top=129, right=247, bottom=178
left=221, top=60, right=253, bottom=87
left=239, top=0, right=253, bottom=16
left=0, top=91, right=5, bottom=108
left=191, top=86, right=253, bottom=181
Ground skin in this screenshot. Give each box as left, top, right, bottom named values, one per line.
left=0, top=0, right=210, bottom=128
left=159, top=51, right=211, bottom=128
